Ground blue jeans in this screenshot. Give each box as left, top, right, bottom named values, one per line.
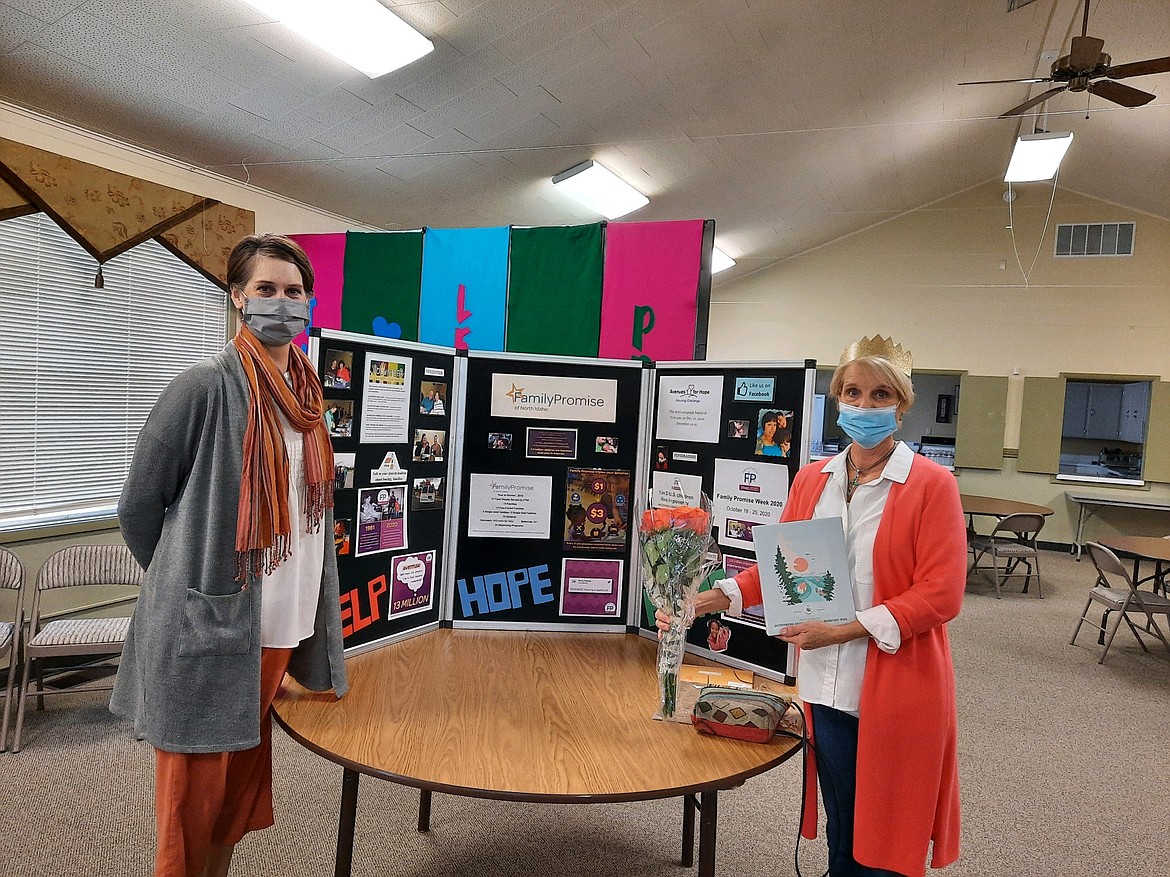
left=810, top=704, right=904, bottom=877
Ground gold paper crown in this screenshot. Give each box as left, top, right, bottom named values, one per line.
left=839, top=335, right=913, bottom=377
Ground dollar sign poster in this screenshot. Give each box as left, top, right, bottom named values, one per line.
left=562, top=468, right=630, bottom=552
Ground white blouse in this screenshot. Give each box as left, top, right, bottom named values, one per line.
left=717, top=441, right=914, bottom=716
left=259, top=414, right=324, bottom=648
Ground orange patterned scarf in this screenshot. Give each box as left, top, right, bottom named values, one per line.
left=233, top=328, right=334, bottom=581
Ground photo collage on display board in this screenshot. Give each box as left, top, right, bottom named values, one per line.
left=453, top=358, right=642, bottom=625
left=649, top=365, right=810, bottom=673
left=317, top=340, right=449, bottom=651
left=318, top=329, right=807, bottom=678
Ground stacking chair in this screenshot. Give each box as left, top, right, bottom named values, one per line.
left=1071, top=542, right=1170, bottom=664
left=11, top=544, right=142, bottom=752
left=1, top=547, right=26, bottom=751
left=968, top=512, right=1046, bottom=598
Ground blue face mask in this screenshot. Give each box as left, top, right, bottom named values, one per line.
left=837, top=402, right=899, bottom=449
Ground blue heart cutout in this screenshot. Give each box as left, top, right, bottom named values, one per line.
left=371, top=317, right=402, bottom=339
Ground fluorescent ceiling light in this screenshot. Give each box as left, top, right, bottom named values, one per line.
left=243, top=0, right=433, bottom=79
left=1004, top=131, right=1074, bottom=183
left=711, top=246, right=736, bottom=273
left=551, top=160, right=649, bottom=219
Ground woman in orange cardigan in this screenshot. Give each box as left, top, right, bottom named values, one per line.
left=659, top=339, right=966, bottom=877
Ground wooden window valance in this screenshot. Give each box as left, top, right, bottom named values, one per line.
left=0, top=137, right=254, bottom=289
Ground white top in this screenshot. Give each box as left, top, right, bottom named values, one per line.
left=259, top=414, right=324, bottom=648
left=717, top=441, right=913, bottom=716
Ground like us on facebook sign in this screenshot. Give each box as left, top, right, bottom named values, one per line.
left=733, top=378, right=774, bottom=402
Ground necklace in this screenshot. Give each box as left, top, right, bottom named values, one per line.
left=846, top=444, right=896, bottom=500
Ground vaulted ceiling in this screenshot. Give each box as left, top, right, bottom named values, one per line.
left=1, top=0, right=1167, bottom=282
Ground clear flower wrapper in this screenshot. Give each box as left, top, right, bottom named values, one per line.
left=638, top=490, right=720, bottom=719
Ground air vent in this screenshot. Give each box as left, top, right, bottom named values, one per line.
left=1054, top=222, right=1135, bottom=257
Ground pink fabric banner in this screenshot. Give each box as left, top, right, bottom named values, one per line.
left=289, top=233, right=346, bottom=348
left=598, top=220, right=705, bottom=362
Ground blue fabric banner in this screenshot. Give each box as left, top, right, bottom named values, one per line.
left=418, top=226, right=510, bottom=350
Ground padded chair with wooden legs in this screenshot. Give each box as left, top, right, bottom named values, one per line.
left=1071, top=542, right=1170, bottom=665
left=11, top=544, right=142, bottom=752
left=968, top=512, right=1046, bottom=599
left=0, top=547, right=26, bottom=752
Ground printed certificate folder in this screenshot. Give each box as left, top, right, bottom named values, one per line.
left=752, top=518, right=855, bottom=634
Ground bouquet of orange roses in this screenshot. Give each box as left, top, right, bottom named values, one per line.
left=639, top=493, right=719, bottom=719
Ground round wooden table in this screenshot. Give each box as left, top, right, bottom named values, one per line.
left=274, top=628, right=802, bottom=877
left=1097, top=535, right=1170, bottom=591
left=961, top=495, right=1054, bottom=595
left=959, top=494, right=1055, bottom=519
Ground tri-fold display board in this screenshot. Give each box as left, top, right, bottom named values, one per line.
left=310, top=328, right=814, bottom=682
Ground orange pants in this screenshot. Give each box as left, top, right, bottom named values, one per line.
left=153, top=647, right=293, bottom=877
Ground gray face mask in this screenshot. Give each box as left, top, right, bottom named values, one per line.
left=241, top=297, right=310, bottom=346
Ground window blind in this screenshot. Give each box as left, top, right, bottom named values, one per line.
left=0, top=213, right=227, bottom=531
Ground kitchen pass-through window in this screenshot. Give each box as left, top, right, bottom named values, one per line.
left=1058, top=379, right=1151, bottom=484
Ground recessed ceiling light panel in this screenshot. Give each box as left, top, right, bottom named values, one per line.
left=1004, top=131, right=1074, bottom=182
left=711, top=246, right=736, bottom=273
left=551, top=160, right=649, bottom=220
left=242, top=0, right=434, bottom=78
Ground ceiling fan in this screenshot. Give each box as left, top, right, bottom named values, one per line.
left=960, top=1, right=1170, bottom=118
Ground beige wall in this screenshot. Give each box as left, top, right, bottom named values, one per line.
left=710, top=179, right=1170, bottom=545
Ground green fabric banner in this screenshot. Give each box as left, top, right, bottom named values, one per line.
left=505, top=223, right=603, bottom=356
left=341, top=230, right=423, bottom=341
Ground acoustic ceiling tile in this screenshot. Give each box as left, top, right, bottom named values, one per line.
left=298, top=87, right=376, bottom=128
left=457, top=99, right=554, bottom=146
left=362, top=124, right=434, bottom=165
left=426, top=0, right=482, bottom=16
left=0, top=42, right=97, bottom=96
left=190, top=29, right=299, bottom=88
left=408, top=77, right=518, bottom=138
left=396, top=44, right=512, bottom=111
left=1, top=0, right=83, bottom=24
left=517, top=28, right=611, bottom=86
left=84, top=0, right=171, bottom=31
left=311, top=99, right=425, bottom=155
left=243, top=19, right=329, bottom=63
left=335, top=155, right=404, bottom=180
left=229, top=82, right=314, bottom=123
left=387, top=0, right=458, bottom=36
left=156, top=66, right=248, bottom=115
left=488, top=2, right=605, bottom=63
left=248, top=112, right=331, bottom=151
left=432, top=0, right=548, bottom=55
left=0, top=3, right=46, bottom=52
left=591, top=0, right=697, bottom=45
left=155, top=0, right=263, bottom=32
left=30, top=9, right=135, bottom=75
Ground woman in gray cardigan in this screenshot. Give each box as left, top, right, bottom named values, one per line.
left=112, top=234, right=348, bottom=877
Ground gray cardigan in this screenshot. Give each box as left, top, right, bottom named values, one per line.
left=111, top=343, right=348, bottom=753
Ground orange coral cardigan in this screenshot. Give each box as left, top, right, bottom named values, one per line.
left=734, top=455, right=965, bottom=877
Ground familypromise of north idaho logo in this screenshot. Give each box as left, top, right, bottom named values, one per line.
left=490, top=373, right=618, bottom=423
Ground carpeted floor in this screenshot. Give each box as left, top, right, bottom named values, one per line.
left=2, top=548, right=1167, bottom=876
